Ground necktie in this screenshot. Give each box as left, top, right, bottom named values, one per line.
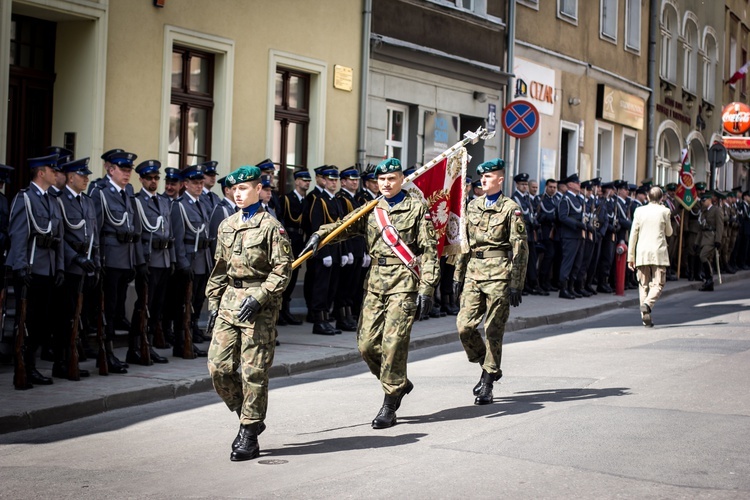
left=195, top=199, right=203, bottom=218
left=120, top=190, right=127, bottom=205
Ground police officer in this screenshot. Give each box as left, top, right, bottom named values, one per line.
left=90, top=151, right=144, bottom=373
left=596, top=181, right=617, bottom=293
left=333, top=166, right=364, bottom=331
left=354, top=166, right=378, bottom=316
left=454, top=158, right=527, bottom=405
left=128, top=160, right=173, bottom=365
left=302, top=158, right=439, bottom=429
left=51, top=157, right=99, bottom=380
left=256, top=158, right=281, bottom=215
left=0, top=164, right=14, bottom=270
left=537, top=179, right=558, bottom=292
left=87, top=148, right=125, bottom=196
left=277, top=170, right=309, bottom=326
left=209, top=175, right=239, bottom=258
left=200, top=161, right=221, bottom=215
left=8, top=154, right=65, bottom=387
left=43, top=147, right=73, bottom=199
left=259, top=178, right=277, bottom=218
left=614, top=180, right=633, bottom=288
left=162, top=167, right=182, bottom=200
left=512, top=173, right=540, bottom=295
left=206, top=165, right=292, bottom=461
left=557, top=173, right=585, bottom=299
left=171, top=164, right=212, bottom=357
left=697, top=191, right=723, bottom=292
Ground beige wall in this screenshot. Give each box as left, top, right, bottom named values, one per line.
left=104, top=0, right=362, bottom=173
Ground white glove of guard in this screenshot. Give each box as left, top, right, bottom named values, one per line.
left=347, top=252, right=354, bottom=265
left=340, top=254, right=349, bottom=266
left=362, top=255, right=372, bottom=268
left=323, top=256, right=333, bottom=267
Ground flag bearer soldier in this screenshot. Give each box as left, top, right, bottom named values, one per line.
left=537, top=179, right=558, bottom=292
left=8, top=154, right=65, bottom=387
left=301, top=158, right=439, bottom=428
left=557, top=174, right=586, bottom=299
left=206, top=165, right=292, bottom=461
left=453, top=158, right=527, bottom=405
left=171, top=164, right=211, bottom=357
left=512, top=173, right=541, bottom=295
left=332, top=166, right=364, bottom=331
left=697, top=192, right=723, bottom=292
left=52, top=157, right=98, bottom=380
left=276, top=170, right=309, bottom=326
left=200, top=161, right=221, bottom=215
left=303, top=166, right=343, bottom=335
left=128, top=160, right=173, bottom=365
left=209, top=175, right=239, bottom=258
left=90, top=151, right=144, bottom=373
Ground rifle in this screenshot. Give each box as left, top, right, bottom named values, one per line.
left=97, top=277, right=109, bottom=376
left=182, top=272, right=194, bottom=359
left=13, top=283, right=30, bottom=390
left=139, top=246, right=152, bottom=365
left=0, top=269, right=8, bottom=344
left=153, top=321, right=168, bottom=349
left=69, top=236, right=95, bottom=380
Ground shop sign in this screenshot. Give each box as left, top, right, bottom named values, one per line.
left=597, top=85, right=645, bottom=130
left=513, top=58, right=556, bottom=116
left=721, top=102, right=750, bottom=135
left=722, top=136, right=750, bottom=162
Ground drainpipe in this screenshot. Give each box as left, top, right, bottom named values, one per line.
left=503, top=0, right=516, bottom=195
left=646, top=0, right=658, bottom=179
left=358, top=0, right=372, bottom=168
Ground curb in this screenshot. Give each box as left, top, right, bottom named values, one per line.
left=2, top=272, right=744, bottom=435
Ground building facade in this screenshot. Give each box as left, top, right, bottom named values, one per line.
left=723, top=0, right=750, bottom=191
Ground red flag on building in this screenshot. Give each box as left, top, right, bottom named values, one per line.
left=675, top=148, right=698, bottom=210
left=727, top=61, right=750, bottom=85
left=404, top=148, right=468, bottom=257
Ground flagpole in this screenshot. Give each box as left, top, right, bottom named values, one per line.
left=291, top=127, right=495, bottom=269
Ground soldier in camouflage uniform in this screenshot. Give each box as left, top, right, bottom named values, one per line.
left=453, top=158, right=528, bottom=405
left=205, top=165, right=292, bottom=461
left=302, top=158, right=439, bottom=429
left=697, top=191, right=724, bottom=292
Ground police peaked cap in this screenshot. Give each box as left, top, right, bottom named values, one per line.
left=182, top=164, right=205, bottom=180
left=109, top=152, right=137, bottom=167
left=101, top=148, right=125, bottom=162
left=588, top=177, right=602, bottom=186
left=471, top=179, right=482, bottom=189
left=255, top=158, right=275, bottom=171
left=201, top=161, right=218, bottom=175
left=0, top=164, right=14, bottom=182
left=164, top=167, right=181, bottom=181
left=261, top=178, right=272, bottom=188
left=61, top=157, right=92, bottom=175
left=581, top=180, right=591, bottom=190
left=339, top=166, right=360, bottom=179
left=28, top=154, right=59, bottom=170
left=601, top=181, right=615, bottom=190
left=476, top=158, right=505, bottom=175
left=374, top=158, right=402, bottom=176
left=225, top=165, right=261, bottom=186
left=563, top=173, right=580, bottom=184
left=293, top=170, right=312, bottom=180
left=513, top=172, right=529, bottom=183
left=135, top=160, right=161, bottom=176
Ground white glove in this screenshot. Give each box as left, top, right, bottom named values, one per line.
left=362, top=255, right=372, bottom=268
left=347, top=252, right=354, bottom=265
left=323, top=256, right=333, bottom=267
left=340, top=254, right=349, bottom=266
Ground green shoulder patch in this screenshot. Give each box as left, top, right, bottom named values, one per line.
left=516, top=222, right=525, bottom=233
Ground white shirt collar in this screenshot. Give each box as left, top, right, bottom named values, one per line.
left=185, top=191, right=199, bottom=203
left=108, top=178, right=124, bottom=193
left=66, top=185, right=82, bottom=197
left=30, top=182, right=47, bottom=196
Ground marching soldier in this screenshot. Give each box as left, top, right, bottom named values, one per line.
left=697, top=192, right=723, bottom=292
left=200, top=161, right=221, bottom=215
left=333, top=166, right=364, bottom=331
left=171, top=164, right=212, bottom=357
left=128, top=160, right=173, bottom=364
left=512, top=173, right=541, bottom=295
left=277, top=170, right=309, bottom=326
left=301, top=158, right=439, bottom=428
left=8, top=154, right=65, bottom=388
left=557, top=174, right=585, bottom=299
left=537, top=179, right=558, bottom=292
left=90, top=151, right=144, bottom=373
left=53, top=157, right=99, bottom=380
left=206, top=165, right=292, bottom=461
left=454, top=158, right=527, bottom=405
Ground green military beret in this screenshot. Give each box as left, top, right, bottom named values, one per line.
left=665, top=182, right=677, bottom=191
left=476, top=158, right=505, bottom=175
left=695, top=182, right=707, bottom=190
left=714, top=191, right=727, bottom=200
left=226, top=165, right=261, bottom=186
left=700, top=191, right=713, bottom=200
left=374, top=158, right=402, bottom=176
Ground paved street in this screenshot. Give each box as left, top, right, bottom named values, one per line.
left=1, top=280, right=749, bottom=499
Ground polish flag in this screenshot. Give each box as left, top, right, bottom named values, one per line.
left=727, top=61, right=750, bottom=85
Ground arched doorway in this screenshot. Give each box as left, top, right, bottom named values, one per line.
left=686, top=131, right=708, bottom=184
left=656, top=121, right=682, bottom=186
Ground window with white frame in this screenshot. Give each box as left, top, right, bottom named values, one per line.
left=518, top=0, right=539, bottom=9
left=385, top=103, right=408, bottom=162
left=683, top=19, right=698, bottom=93
left=621, top=130, right=637, bottom=182
left=595, top=122, right=614, bottom=181
left=702, top=33, right=717, bottom=103
left=625, top=0, right=640, bottom=51
left=558, top=0, right=577, bottom=22
left=455, top=0, right=474, bottom=11
left=660, top=4, right=678, bottom=82
left=600, top=0, right=617, bottom=42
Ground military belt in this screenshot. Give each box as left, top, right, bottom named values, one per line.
left=34, top=234, right=60, bottom=249
left=376, top=256, right=402, bottom=266
left=230, top=278, right=264, bottom=288
left=151, top=238, right=173, bottom=250
left=471, top=250, right=509, bottom=259
left=65, top=239, right=87, bottom=253
left=185, top=239, right=211, bottom=250
left=103, top=231, right=138, bottom=244
left=702, top=226, right=715, bottom=232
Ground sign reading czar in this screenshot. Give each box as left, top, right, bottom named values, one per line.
left=513, top=58, right=556, bottom=116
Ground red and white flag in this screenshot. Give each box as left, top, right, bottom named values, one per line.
left=727, top=61, right=750, bottom=85
left=403, top=148, right=468, bottom=257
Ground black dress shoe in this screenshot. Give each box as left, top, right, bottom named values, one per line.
left=100, top=353, right=128, bottom=374
left=276, top=315, right=288, bottom=326
left=126, top=349, right=154, bottom=366
left=150, top=348, right=169, bottom=363
left=193, top=345, right=207, bottom=357
left=312, top=321, right=336, bottom=336
left=230, top=424, right=261, bottom=461
left=28, top=369, right=54, bottom=385
left=584, top=284, right=598, bottom=295
left=597, top=284, right=614, bottom=294
left=52, top=362, right=90, bottom=380
left=577, top=287, right=592, bottom=298
left=233, top=421, right=266, bottom=450
left=372, top=396, right=399, bottom=429
left=559, top=288, right=575, bottom=299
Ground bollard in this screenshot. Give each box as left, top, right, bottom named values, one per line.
left=614, top=240, right=628, bottom=296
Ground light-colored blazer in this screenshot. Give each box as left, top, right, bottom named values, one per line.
left=628, top=202, right=673, bottom=267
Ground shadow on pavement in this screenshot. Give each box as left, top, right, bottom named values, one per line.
left=262, top=432, right=428, bottom=457
left=400, top=387, right=631, bottom=424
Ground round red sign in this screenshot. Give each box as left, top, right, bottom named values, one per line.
left=722, top=102, right=750, bottom=135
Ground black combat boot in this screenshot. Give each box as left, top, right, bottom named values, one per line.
left=442, top=294, right=460, bottom=315
left=534, top=280, right=550, bottom=296
left=372, top=394, right=399, bottom=429
left=232, top=410, right=266, bottom=451
left=575, top=280, right=592, bottom=297
left=473, top=368, right=501, bottom=396
left=312, top=311, right=336, bottom=336
left=335, top=307, right=357, bottom=332
left=699, top=262, right=714, bottom=291
left=474, top=370, right=495, bottom=405
left=558, top=280, right=575, bottom=299
left=569, top=280, right=582, bottom=298
left=230, top=423, right=262, bottom=461
left=393, top=379, right=414, bottom=410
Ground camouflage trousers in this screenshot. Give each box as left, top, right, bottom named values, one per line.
left=357, top=290, right=417, bottom=396
left=207, top=306, right=277, bottom=426
left=456, top=278, right=510, bottom=379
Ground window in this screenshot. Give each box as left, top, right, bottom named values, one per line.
left=659, top=5, right=678, bottom=82
left=625, top=0, right=640, bottom=51
left=9, top=15, right=56, bottom=71
left=558, top=0, right=577, bottom=22
left=455, top=0, right=474, bottom=10
left=743, top=49, right=748, bottom=97
left=729, top=36, right=737, bottom=86
left=621, top=130, right=637, bottom=182
left=703, top=33, right=718, bottom=103
left=169, top=47, right=214, bottom=169
left=518, top=0, right=539, bottom=8
left=595, top=122, right=613, bottom=181
left=273, top=69, right=310, bottom=193
left=600, top=0, right=617, bottom=42
left=385, top=104, right=408, bottom=163
left=683, top=19, right=698, bottom=93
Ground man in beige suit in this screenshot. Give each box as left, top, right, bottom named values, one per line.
left=627, top=187, right=673, bottom=327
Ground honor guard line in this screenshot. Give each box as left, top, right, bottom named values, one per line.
left=291, top=126, right=496, bottom=270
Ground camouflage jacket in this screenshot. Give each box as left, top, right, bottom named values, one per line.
left=206, top=207, right=292, bottom=316
left=316, top=194, right=439, bottom=296
left=454, top=194, right=528, bottom=290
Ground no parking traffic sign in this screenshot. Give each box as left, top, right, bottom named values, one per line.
left=502, top=100, right=540, bottom=139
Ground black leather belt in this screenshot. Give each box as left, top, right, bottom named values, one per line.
left=376, top=256, right=402, bottom=265
left=286, top=227, right=302, bottom=234
left=231, top=278, right=264, bottom=288
left=65, top=239, right=87, bottom=253
left=185, top=239, right=211, bottom=250
left=471, top=250, right=509, bottom=259
left=151, top=238, right=173, bottom=250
